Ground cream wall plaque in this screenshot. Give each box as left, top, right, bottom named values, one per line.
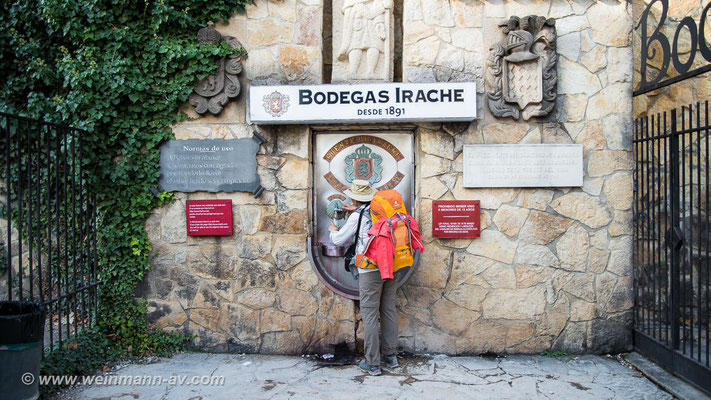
left=463, top=144, right=583, bottom=188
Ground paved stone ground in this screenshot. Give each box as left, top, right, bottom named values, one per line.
left=53, top=353, right=674, bottom=400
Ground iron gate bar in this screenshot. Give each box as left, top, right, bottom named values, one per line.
left=644, top=113, right=649, bottom=340
left=689, top=104, right=695, bottom=359
left=634, top=65, right=711, bottom=97
left=79, top=135, right=84, bottom=333
left=655, top=113, right=659, bottom=340
left=46, top=124, right=53, bottom=348
left=648, top=114, right=652, bottom=338
left=36, top=123, right=43, bottom=305
left=671, top=107, right=681, bottom=351
left=699, top=100, right=711, bottom=367
left=17, top=120, right=24, bottom=300
left=648, top=114, right=652, bottom=336
left=663, top=111, right=670, bottom=346
left=5, top=117, right=11, bottom=301
left=658, top=112, right=664, bottom=343
left=699, top=102, right=705, bottom=363
left=692, top=103, right=698, bottom=358
left=688, top=104, right=694, bottom=357
left=651, top=114, right=657, bottom=339
left=45, top=281, right=102, bottom=303
left=27, top=120, right=33, bottom=301
left=653, top=113, right=659, bottom=342
left=690, top=104, right=695, bottom=358
left=659, top=112, right=664, bottom=345
left=72, top=127, right=77, bottom=336
left=681, top=105, right=687, bottom=357
left=93, top=192, right=98, bottom=328
left=63, top=126, right=69, bottom=341
left=55, top=123, right=63, bottom=347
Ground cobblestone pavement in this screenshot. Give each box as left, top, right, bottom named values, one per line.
left=54, top=352, right=673, bottom=399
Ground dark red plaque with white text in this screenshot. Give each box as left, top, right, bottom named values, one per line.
left=432, top=200, right=480, bottom=238
left=186, top=200, right=233, bottom=236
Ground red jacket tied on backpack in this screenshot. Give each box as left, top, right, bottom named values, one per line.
left=364, top=214, right=425, bottom=280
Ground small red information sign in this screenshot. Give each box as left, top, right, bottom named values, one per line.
left=186, top=200, right=233, bottom=236
left=432, top=200, right=480, bottom=238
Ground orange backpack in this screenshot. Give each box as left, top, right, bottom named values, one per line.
left=356, top=190, right=416, bottom=272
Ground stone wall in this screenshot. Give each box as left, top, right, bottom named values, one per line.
left=399, top=0, right=634, bottom=354
left=140, top=0, right=637, bottom=355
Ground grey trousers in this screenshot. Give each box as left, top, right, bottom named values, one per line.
left=359, top=271, right=398, bottom=366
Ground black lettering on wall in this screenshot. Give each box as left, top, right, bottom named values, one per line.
left=635, top=0, right=711, bottom=95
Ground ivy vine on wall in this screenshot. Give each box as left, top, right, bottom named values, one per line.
left=1, top=0, right=251, bottom=389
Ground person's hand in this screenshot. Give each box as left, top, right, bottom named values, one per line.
left=342, top=203, right=357, bottom=212
left=328, top=222, right=339, bottom=232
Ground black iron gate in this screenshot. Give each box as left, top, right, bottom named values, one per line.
left=0, top=112, right=100, bottom=352
left=633, top=102, right=711, bottom=393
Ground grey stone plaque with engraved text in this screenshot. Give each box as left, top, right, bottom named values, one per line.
left=158, top=138, right=262, bottom=193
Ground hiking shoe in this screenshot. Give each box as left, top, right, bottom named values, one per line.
left=358, top=360, right=382, bottom=376
left=382, top=355, right=399, bottom=369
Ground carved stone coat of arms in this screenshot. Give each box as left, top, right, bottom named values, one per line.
left=486, top=16, right=557, bottom=121
left=188, top=24, right=244, bottom=116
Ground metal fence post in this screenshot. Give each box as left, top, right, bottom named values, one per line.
left=669, top=108, right=681, bottom=351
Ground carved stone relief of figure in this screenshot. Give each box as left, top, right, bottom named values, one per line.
left=189, top=23, right=244, bottom=116
left=486, top=16, right=557, bottom=120
left=333, top=0, right=394, bottom=82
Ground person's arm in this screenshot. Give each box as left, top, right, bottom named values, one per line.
left=329, top=212, right=358, bottom=246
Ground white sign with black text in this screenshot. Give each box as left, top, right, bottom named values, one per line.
left=463, top=144, right=584, bottom=188
left=248, top=82, right=477, bottom=124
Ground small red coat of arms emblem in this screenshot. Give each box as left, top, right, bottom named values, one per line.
left=354, top=158, right=373, bottom=180
left=262, top=91, right=290, bottom=117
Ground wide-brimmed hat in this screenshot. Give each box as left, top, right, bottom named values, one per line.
left=344, top=179, right=374, bottom=202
